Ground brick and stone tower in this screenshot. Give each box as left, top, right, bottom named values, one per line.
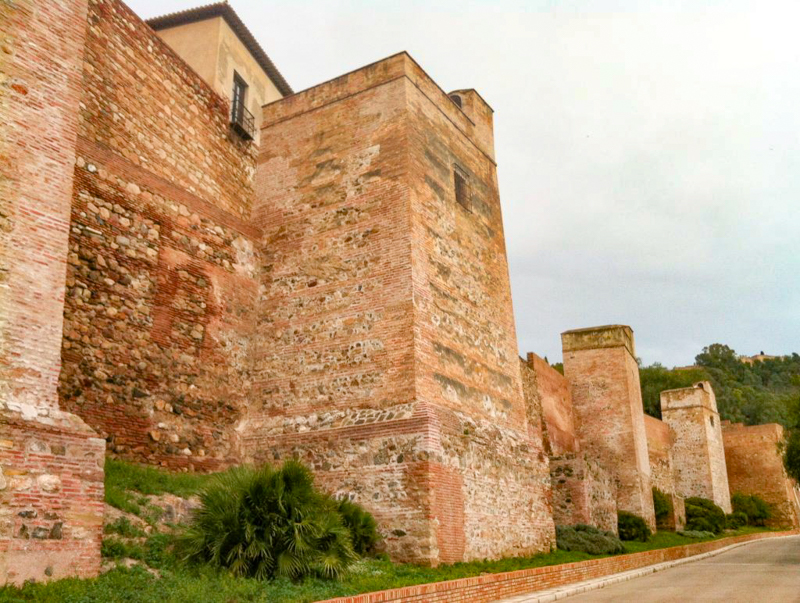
left=561, top=325, right=656, bottom=530
left=0, top=0, right=105, bottom=584
left=661, top=383, right=731, bottom=512
left=245, top=52, right=555, bottom=565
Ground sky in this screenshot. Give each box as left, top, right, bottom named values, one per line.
left=128, top=0, right=800, bottom=367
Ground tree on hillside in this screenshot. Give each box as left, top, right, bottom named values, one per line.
left=782, top=396, right=800, bottom=482
left=639, top=363, right=709, bottom=419
left=638, top=344, right=800, bottom=427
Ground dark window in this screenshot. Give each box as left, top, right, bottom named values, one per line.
left=232, top=72, right=247, bottom=119
left=710, top=415, right=715, bottom=427
left=230, top=72, right=254, bottom=140
left=449, top=93, right=462, bottom=108
left=454, top=166, right=470, bottom=211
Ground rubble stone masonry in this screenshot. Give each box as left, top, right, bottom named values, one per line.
left=722, top=422, right=800, bottom=528
left=661, top=383, right=731, bottom=513
left=246, top=53, right=555, bottom=564
left=7, top=0, right=797, bottom=582
left=1, top=0, right=105, bottom=584
left=644, top=415, right=686, bottom=530
left=561, top=326, right=656, bottom=530
left=521, top=354, right=617, bottom=533
left=58, top=0, right=258, bottom=470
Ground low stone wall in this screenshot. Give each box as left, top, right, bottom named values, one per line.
left=0, top=412, right=105, bottom=584
left=319, top=530, right=797, bottom=603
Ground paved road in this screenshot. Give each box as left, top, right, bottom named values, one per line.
left=565, top=536, right=800, bottom=602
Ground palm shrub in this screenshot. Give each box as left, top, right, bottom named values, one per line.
left=177, top=461, right=358, bottom=580
left=336, top=498, right=380, bottom=556
left=684, top=497, right=726, bottom=534
left=617, top=511, right=651, bottom=542
left=731, top=493, right=771, bottom=526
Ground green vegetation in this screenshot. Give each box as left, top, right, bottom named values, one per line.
left=104, top=516, right=147, bottom=539
left=677, top=530, right=716, bottom=539
left=685, top=497, right=726, bottom=534
left=784, top=428, right=800, bottom=482
left=617, top=511, right=651, bottom=542
left=652, top=487, right=673, bottom=527
left=640, top=364, right=710, bottom=419
left=555, top=525, right=624, bottom=555
left=3, top=531, right=767, bottom=603
left=731, top=493, right=772, bottom=526
left=639, top=344, right=800, bottom=426
left=337, top=498, right=381, bottom=556
left=177, top=462, right=365, bottom=580
left=0, top=460, right=777, bottom=603
left=104, top=458, right=211, bottom=525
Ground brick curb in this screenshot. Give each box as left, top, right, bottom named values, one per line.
left=495, top=533, right=800, bottom=602
left=317, top=530, right=799, bottom=603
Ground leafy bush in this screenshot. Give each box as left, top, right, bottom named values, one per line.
left=336, top=498, right=380, bottom=556
left=556, top=524, right=624, bottom=555
left=725, top=512, right=748, bottom=529
left=784, top=429, right=800, bottom=482
left=685, top=497, right=726, bottom=534
left=617, top=511, right=651, bottom=542
left=731, top=493, right=771, bottom=526
left=677, top=530, right=716, bottom=539
left=102, top=537, right=145, bottom=561
left=104, top=516, right=147, bottom=538
left=652, top=488, right=673, bottom=526
left=177, top=461, right=360, bottom=580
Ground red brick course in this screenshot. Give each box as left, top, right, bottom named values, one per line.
left=0, top=415, right=105, bottom=583
left=318, top=530, right=798, bottom=603
left=1, top=0, right=105, bottom=584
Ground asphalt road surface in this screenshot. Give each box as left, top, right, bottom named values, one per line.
left=565, top=536, right=800, bottom=603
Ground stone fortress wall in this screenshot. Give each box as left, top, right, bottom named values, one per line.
left=644, top=415, right=686, bottom=531
left=521, top=354, right=617, bottom=533
left=2, top=0, right=798, bottom=584
left=721, top=422, right=800, bottom=529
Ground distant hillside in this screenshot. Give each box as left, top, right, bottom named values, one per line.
left=640, top=344, right=800, bottom=427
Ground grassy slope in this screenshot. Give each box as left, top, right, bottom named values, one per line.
left=0, top=461, right=774, bottom=603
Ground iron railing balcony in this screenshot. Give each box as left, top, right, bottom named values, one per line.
left=231, top=98, right=255, bottom=141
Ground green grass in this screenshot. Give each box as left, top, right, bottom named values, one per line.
left=103, top=459, right=211, bottom=526
left=0, top=461, right=776, bottom=603
left=0, top=528, right=773, bottom=603
left=105, top=458, right=209, bottom=499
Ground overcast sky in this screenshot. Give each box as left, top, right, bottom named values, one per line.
left=129, top=0, right=800, bottom=367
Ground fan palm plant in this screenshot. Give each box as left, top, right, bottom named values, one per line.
left=177, top=461, right=358, bottom=580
